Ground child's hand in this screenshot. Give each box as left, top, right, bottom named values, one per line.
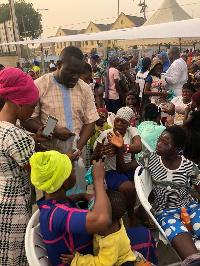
left=60, top=250, right=75, bottom=264
left=107, top=131, right=124, bottom=148
left=166, top=115, right=174, bottom=126
left=102, top=143, right=116, bottom=157
left=67, top=149, right=81, bottom=162
left=91, top=159, right=106, bottom=182
left=185, top=104, right=192, bottom=113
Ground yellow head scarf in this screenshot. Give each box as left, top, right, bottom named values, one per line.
left=30, top=151, right=72, bottom=194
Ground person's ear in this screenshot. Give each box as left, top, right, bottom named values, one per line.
left=16, top=104, right=22, bottom=110
left=57, top=60, right=62, bottom=70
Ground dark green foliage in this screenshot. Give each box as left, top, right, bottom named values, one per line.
left=0, top=0, right=42, bottom=40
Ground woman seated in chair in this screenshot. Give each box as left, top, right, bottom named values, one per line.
left=91, top=106, right=142, bottom=227
left=108, top=126, right=200, bottom=264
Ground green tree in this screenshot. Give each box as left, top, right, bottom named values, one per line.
left=0, top=0, right=42, bottom=40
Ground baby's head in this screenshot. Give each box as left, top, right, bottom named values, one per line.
left=106, top=189, right=127, bottom=222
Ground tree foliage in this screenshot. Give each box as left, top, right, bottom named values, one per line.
left=0, top=0, right=43, bottom=40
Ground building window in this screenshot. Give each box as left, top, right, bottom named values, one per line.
left=91, top=40, right=94, bottom=45
left=91, top=28, right=93, bottom=32
left=121, top=20, right=124, bottom=25
left=57, top=43, right=59, bottom=48
left=108, top=40, right=111, bottom=44
left=85, top=41, right=88, bottom=46
left=60, top=42, right=62, bottom=48
left=64, top=42, right=66, bottom=47
left=70, top=42, right=72, bottom=46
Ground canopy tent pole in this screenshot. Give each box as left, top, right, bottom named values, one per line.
left=179, top=38, right=182, bottom=52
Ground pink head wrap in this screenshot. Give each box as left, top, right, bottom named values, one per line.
left=0, top=67, right=39, bottom=105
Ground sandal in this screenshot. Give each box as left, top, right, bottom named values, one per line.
left=136, top=216, right=157, bottom=231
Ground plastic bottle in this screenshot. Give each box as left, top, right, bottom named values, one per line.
left=181, top=207, right=193, bottom=234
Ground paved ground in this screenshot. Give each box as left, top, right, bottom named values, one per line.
left=32, top=186, right=183, bottom=265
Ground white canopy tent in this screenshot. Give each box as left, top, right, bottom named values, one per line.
left=143, top=0, right=192, bottom=26
left=0, top=18, right=200, bottom=46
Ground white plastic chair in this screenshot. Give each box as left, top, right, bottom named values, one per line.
left=25, top=209, right=49, bottom=266
left=134, top=166, right=169, bottom=245
left=135, top=166, right=200, bottom=265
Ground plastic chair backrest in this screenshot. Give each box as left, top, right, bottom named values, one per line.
left=25, top=209, right=49, bottom=266
left=107, top=112, right=115, bottom=127
left=134, top=166, right=170, bottom=244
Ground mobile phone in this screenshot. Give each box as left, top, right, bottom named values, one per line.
left=42, top=116, right=58, bottom=138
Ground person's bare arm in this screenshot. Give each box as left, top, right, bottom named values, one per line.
left=77, top=122, right=95, bottom=151
left=135, top=82, right=140, bottom=95
left=85, top=160, right=112, bottom=234
left=21, top=118, right=42, bottom=133
left=90, top=142, right=103, bottom=164
left=183, top=106, right=194, bottom=126
left=116, top=146, right=139, bottom=174
left=119, top=79, right=129, bottom=94
left=194, top=184, right=200, bottom=197
left=114, top=79, right=124, bottom=102
left=94, top=87, right=101, bottom=109
left=144, top=82, right=171, bottom=98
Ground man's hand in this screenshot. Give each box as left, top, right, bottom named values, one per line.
left=91, top=159, right=106, bottom=182
left=54, top=127, right=75, bottom=141
left=60, top=250, right=75, bottom=265
left=107, top=131, right=124, bottom=148
left=67, top=149, right=80, bottom=162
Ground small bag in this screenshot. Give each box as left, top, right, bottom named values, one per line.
left=56, top=134, right=87, bottom=196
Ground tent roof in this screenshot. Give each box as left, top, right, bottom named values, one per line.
left=144, top=0, right=192, bottom=26
left=1, top=18, right=200, bottom=46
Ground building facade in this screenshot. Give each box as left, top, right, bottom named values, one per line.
left=0, top=20, right=16, bottom=55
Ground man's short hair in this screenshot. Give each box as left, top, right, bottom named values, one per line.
left=170, top=46, right=180, bottom=56
left=59, top=46, right=84, bottom=63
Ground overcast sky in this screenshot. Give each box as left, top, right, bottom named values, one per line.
left=0, top=0, right=200, bottom=37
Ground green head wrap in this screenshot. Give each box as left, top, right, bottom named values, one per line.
left=30, top=150, right=72, bottom=194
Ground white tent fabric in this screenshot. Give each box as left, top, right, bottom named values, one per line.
left=0, top=18, right=200, bottom=46
left=143, top=0, right=192, bottom=26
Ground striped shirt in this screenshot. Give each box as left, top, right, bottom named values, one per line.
left=137, top=153, right=200, bottom=212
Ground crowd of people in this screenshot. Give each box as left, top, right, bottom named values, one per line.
left=0, top=45, right=200, bottom=266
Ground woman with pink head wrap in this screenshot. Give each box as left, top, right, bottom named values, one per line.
left=0, top=68, right=47, bottom=265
